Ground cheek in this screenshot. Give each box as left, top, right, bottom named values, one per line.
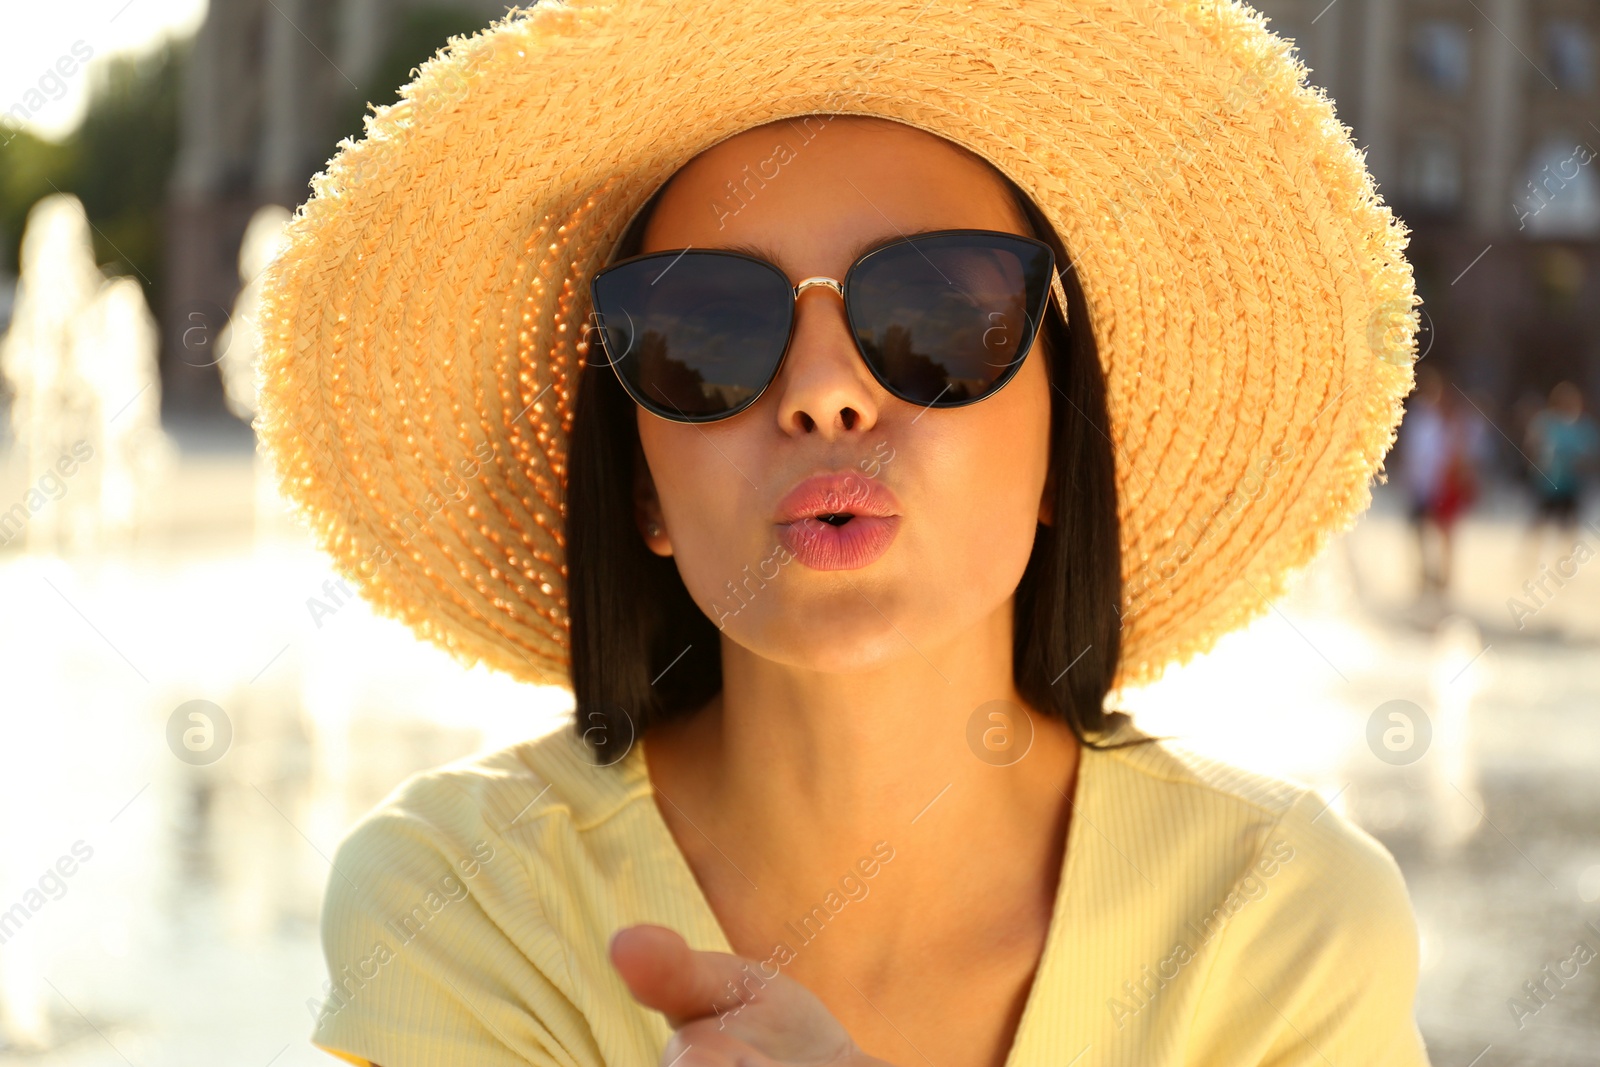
left=916, top=353, right=1051, bottom=591
left=636, top=414, right=764, bottom=605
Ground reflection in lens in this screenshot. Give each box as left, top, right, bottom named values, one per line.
left=591, top=253, right=792, bottom=419
left=849, top=234, right=1052, bottom=406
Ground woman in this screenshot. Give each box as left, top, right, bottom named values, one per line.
left=255, top=2, right=1430, bottom=1065
left=1399, top=367, right=1484, bottom=604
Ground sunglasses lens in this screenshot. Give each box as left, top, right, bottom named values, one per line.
left=847, top=233, right=1054, bottom=406
left=591, top=253, right=792, bottom=420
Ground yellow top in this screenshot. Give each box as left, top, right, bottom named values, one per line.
left=308, top=715, right=1432, bottom=1066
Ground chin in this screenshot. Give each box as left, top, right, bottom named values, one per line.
left=718, top=582, right=1007, bottom=676
left=717, top=591, right=931, bottom=674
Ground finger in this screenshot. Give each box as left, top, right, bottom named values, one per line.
left=663, top=1026, right=780, bottom=1067
left=662, top=1039, right=735, bottom=1067
left=610, top=923, right=770, bottom=1027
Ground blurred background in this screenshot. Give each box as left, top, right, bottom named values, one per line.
left=0, top=1, right=1597, bottom=1064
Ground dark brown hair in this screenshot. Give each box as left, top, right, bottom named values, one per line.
left=565, top=158, right=1148, bottom=761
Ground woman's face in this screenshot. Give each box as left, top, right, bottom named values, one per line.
left=633, top=115, right=1054, bottom=674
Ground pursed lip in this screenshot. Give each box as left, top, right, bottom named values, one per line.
left=772, top=472, right=901, bottom=525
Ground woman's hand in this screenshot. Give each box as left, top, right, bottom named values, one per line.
left=609, top=923, right=898, bottom=1067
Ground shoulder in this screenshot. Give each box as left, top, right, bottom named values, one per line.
left=1097, top=716, right=1307, bottom=818
left=310, top=725, right=654, bottom=1066
left=1093, top=720, right=1428, bottom=1063
left=329, top=723, right=640, bottom=873
left=1090, top=717, right=1318, bottom=889
left=319, top=723, right=650, bottom=955
left=1100, top=721, right=1416, bottom=942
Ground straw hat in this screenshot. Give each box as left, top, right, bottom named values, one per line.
left=253, top=0, right=1418, bottom=694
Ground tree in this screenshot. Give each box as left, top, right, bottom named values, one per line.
left=0, top=38, right=186, bottom=318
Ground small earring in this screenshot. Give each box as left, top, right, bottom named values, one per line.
left=646, top=521, right=662, bottom=537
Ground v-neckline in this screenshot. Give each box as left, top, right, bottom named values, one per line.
left=627, top=731, right=1100, bottom=1067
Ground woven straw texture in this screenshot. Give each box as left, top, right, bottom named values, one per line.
left=253, top=0, right=1418, bottom=695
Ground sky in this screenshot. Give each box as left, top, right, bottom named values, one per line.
left=0, top=0, right=208, bottom=141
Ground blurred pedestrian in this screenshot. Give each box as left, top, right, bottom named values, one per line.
left=1523, top=380, right=1600, bottom=565
left=1399, top=368, right=1484, bottom=603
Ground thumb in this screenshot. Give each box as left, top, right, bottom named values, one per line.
left=608, top=923, right=764, bottom=1028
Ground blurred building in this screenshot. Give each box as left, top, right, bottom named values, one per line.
left=162, top=0, right=514, bottom=421
left=164, top=0, right=1600, bottom=421
left=1256, top=0, right=1600, bottom=412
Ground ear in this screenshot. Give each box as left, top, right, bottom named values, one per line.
left=1038, top=461, right=1056, bottom=527
left=632, top=441, right=674, bottom=557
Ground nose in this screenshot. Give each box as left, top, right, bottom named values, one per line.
left=770, top=280, right=882, bottom=438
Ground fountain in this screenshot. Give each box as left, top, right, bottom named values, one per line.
left=0, top=194, right=102, bottom=555
left=0, top=193, right=174, bottom=555
left=217, top=204, right=294, bottom=545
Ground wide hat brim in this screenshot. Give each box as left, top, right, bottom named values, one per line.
left=254, top=0, right=1418, bottom=695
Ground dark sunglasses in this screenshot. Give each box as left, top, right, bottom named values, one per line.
left=586, top=228, right=1068, bottom=424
